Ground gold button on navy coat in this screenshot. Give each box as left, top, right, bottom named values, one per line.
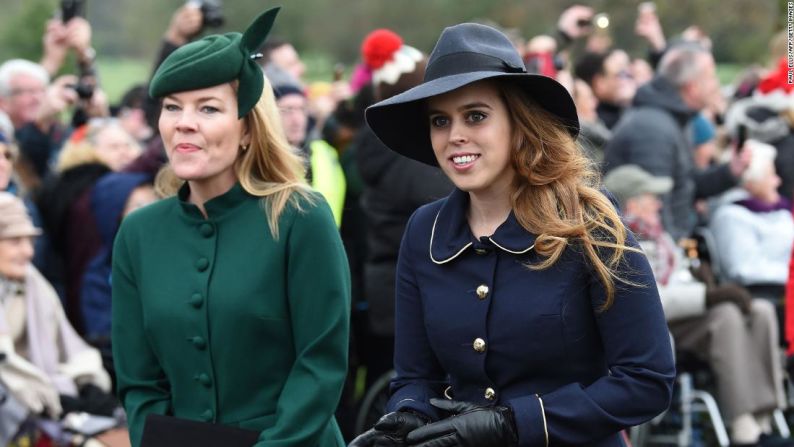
left=388, top=188, right=674, bottom=446
left=112, top=183, right=350, bottom=447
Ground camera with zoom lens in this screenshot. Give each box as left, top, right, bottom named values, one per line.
left=68, top=82, right=94, bottom=100
left=197, top=0, right=224, bottom=29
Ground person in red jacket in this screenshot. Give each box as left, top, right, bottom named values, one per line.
left=784, top=204, right=794, bottom=362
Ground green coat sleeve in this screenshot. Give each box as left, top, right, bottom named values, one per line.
left=255, top=197, right=350, bottom=447
left=112, top=219, right=172, bottom=447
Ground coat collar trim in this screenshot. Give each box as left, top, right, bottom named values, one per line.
left=177, top=182, right=249, bottom=221
left=429, top=188, right=536, bottom=264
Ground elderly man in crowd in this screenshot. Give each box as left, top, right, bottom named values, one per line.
left=604, top=44, right=749, bottom=241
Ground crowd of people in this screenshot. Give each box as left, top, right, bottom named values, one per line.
left=0, top=2, right=792, bottom=446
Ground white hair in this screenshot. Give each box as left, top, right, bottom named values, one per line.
left=657, top=44, right=710, bottom=88
left=742, top=139, right=777, bottom=184
left=0, top=59, right=49, bottom=97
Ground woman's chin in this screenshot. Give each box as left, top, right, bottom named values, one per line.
left=171, top=165, right=205, bottom=182
left=1, top=266, right=28, bottom=281
left=447, top=175, right=487, bottom=194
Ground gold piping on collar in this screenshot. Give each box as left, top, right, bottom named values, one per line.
left=488, top=237, right=535, bottom=254
left=429, top=210, right=472, bottom=265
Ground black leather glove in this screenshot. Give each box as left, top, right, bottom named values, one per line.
left=405, top=399, right=518, bottom=447
left=690, top=260, right=716, bottom=288
left=349, top=410, right=429, bottom=447
left=705, top=284, right=752, bottom=314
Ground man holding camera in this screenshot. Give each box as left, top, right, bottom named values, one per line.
left=0, top=11, right=109, bottom=187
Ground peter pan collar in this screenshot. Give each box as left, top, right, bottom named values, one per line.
left=429, top=188, right=536, bottom=264
left=177, top=182, right=250, bottom=220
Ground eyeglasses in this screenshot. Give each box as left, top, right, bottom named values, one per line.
left=278, top=106, right=308, bottom=116
left=8, top=87, right=45, bottom=98
left=613, top=69, right=634, bottom=80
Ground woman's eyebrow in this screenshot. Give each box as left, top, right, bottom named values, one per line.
left=427, top=101, right=493, bottom=115
left=164, top=96, right=222, bottom=103
left=458, top=102, right=492, bottom=111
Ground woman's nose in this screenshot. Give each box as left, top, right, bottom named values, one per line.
left=449, top=121, right=468, bottom=145
left=175, top=110, right=198, bottom=132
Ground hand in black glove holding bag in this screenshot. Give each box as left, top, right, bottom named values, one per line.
left=349, top=410, right=428, bottom=447
left=405, top=399, right=518, bottom=447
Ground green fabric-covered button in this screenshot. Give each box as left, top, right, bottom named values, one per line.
left=189, top=293, right=203, bottom=308
left=191, top=336, right=207, bottom=350
left=197, top=373, right=212, bottom=387
left=199, top=223, right=214, bottom=238
left=195, top=258, right=209, bottom=272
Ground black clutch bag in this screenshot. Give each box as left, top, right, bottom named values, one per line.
left=141, top=414, right=260, bottom=447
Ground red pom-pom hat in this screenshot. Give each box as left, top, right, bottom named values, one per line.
left=758, top=57, right=794, bottom=95
left=361, top=28, right=423, bottom=85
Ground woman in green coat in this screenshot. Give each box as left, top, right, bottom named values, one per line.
left=111, top=8, right=350, bottom=447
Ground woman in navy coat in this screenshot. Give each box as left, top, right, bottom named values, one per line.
left=350, top=22, right=674, bottom=447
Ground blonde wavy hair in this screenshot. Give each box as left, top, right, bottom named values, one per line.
left=156, top=76, right=312, bottom=238
left=496, top=79, right=639, bottom=310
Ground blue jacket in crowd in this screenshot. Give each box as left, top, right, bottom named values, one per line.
left=387, top=188, right=675, bottom=446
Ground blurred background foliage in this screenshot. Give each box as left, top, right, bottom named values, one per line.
left=0, top=0, right=784, bottom=102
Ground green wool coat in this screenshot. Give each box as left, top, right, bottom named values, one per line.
left=111, top=183, right=350, bottom=447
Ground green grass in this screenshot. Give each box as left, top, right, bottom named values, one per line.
left=94, top=57, right=748, bottom=105
left=95, top=57, right=150, bottom=105
left=716, top=63, right=745, bottom=86
left=303, top=52, right=338, bottom=84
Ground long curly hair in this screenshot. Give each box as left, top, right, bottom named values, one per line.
left=496, top=79, right=638, bottom=310
left=156, top=76, right=312, bottom=238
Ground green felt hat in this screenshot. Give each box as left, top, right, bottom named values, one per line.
left=149, top=7, right=280, bottom=118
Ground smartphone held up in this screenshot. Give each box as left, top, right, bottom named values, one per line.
left=60, top=0, right=85, bottom=23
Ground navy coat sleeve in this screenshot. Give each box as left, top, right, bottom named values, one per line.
left=506, top=231, right=675, bottom=446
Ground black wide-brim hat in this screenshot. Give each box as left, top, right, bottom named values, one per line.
left=366, top=22, right=579, bottom=166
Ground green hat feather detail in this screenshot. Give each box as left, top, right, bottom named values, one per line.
left=149, top=6, right=281, bottom=118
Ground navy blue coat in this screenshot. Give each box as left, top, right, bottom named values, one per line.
left=386, top=188, right=675, bottom=446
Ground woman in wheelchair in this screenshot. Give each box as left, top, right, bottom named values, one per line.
left=0, top=192, right=118, bottom=441
left=709, top=141, right=792, bottom=297
left=605, top=165, right=790, bottom=446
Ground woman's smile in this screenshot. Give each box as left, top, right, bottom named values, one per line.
left=450, top=152, right=481, bottom=170
left=175, top=143, right=201, bottom=153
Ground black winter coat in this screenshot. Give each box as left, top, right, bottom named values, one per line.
left=355, top=126, right=452, bottom=335
left=604, top=77, right=737, bottom=240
